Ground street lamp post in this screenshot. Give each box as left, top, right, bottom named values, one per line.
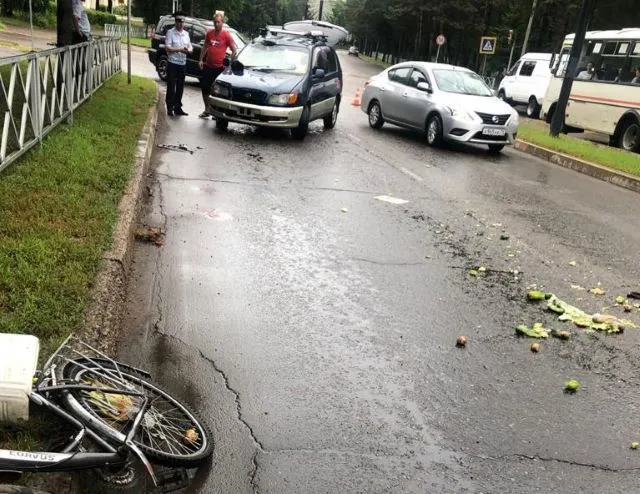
left=549, top=0, right=595, bottom=137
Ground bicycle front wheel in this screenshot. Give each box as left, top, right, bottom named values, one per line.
left=62, top=360, right=213, bottom=468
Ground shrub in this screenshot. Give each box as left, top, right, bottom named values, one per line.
left=112, top=5, right=128, bottom=16
left=86, top=9, right=117, bottom=27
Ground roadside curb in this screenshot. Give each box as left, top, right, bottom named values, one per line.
left=513, top=139, right=640, bottom=194
left=81, top=83, right=161, bottom=355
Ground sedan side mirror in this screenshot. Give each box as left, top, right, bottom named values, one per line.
left=416, top=82, right=432, bottom=93
left=313, top=68, right=326, bottom=80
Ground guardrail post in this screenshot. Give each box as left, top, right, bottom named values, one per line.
left=30, top=55, right=42, bottom=147
left=65, top=46, right=73, bottom=124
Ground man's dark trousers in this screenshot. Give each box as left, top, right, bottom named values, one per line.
left=166, top=62, right=186, bottom=111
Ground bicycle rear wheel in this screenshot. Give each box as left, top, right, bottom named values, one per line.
left=62, top=360, right=213, bottom=468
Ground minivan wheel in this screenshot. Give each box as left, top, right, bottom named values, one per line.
left=216, top=118, right=229, bottom=131
left=157, top=56, right=168, bottom=81
left=368, top=101, right=384, bottom=129
left=426, top=114, right=444, bottom=147
left=526, top=96, right=540, bottom=118
left=291, top=106, right=310, bottom=140
left=324, top=101, right=338, bottom=129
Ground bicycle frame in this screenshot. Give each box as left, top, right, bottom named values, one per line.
left=0, top=334, right=164, bottom=486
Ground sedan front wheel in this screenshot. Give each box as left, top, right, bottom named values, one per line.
left=368, top=101, right=384, bottom=129
left=426, top=114, right=444, bottom=147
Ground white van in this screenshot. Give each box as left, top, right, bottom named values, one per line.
left=498, top=53, right=553, bottom=118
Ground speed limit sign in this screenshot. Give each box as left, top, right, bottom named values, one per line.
left=436, top=34, right=446, bottom=46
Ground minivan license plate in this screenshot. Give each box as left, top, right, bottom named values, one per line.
left=482, top=127, right=506, bottom=136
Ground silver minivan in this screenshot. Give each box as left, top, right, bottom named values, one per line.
left=498, top=53, right=553, bottom=118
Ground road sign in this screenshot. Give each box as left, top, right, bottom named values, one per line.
left=436, top=34, right=446, bottom=46
left=479, top=36, right=496, bottom=55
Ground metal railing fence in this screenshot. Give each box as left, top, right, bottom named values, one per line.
left=0, top=36, right=121, bottom=173
left=104, top=24, right=147, bottom=39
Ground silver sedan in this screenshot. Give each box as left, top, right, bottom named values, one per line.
left=361, top=62, right=519, bottom=153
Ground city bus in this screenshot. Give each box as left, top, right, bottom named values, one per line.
left=541, top=28, right=640, bottom=153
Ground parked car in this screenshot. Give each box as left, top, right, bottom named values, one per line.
left=361, top=62, right=519, bottom=153
left=148, top=15, right=246, bottom=81
left=209, top=27, right=343, bottom=140
left=497, top=52, right=553, bottom=118
left=348, top=46, right=359, bottom=56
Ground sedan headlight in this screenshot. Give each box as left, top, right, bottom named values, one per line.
left=213, top=83, right=230, bottom=98
left=446, top=105, right=479, bottom=122
left=268, top=93, right=299, bottom=106
left=509, top=112, right=520, bottom=126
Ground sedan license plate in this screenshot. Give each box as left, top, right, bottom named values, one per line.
left=482, top=127, right=506, bottom=137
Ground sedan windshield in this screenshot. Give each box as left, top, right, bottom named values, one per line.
left=238, top=44, right=309, bottom=75
left=432, top=69, right=493, bottom=97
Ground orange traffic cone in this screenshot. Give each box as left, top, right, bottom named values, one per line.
left=352, top=88, right=361, bottom=106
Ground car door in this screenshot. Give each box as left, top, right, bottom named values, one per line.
left=188, top=25, right=206, bottom=78
left=321, top=47, right=341, bottom=115
left=403, top=68, right=433, bottom=128
left=381, top=66, right=412, bottom=123
left=309, top=47, right=328, bottom=120
left=514, top=60, right=536, bottom=102
left=500, top=59, right=520, bottom=99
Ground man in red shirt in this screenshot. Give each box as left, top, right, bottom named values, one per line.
left=198, top=12, right=237, bottom=118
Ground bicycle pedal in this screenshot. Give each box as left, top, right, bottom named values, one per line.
left=156, top=468, right=189, bottom=492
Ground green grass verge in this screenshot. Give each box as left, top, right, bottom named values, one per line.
left=0, top=73, right=156, bottom=363
left=518, top=123, right=640, bottom=176
left=121, top=36, right=151, bottom=48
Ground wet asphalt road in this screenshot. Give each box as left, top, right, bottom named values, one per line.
left=119, top=50, right=640, bottom=493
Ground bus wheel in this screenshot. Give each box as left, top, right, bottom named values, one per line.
left=618, top=118, right=640, bottom=153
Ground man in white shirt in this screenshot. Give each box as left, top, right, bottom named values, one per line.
left=72, top=0, right=91, bottom=43
left=164, top=13, right=193, bottom=117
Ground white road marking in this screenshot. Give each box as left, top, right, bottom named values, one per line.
left=400, top=167, right=423, bottom=182
left=375, top=195, right=409, bottom=205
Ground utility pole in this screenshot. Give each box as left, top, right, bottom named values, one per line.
left=520, top=0, right=538, bottom=57
left=507, top=30, right=516, bottom=70
left=127, top=0, right=131, bottom=84
left=550, top=0, right=595, bottom=137
left=318, top=0, right=324, bottom=20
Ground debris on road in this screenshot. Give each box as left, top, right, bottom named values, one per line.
left=527, top=290, right=547, bottom=301
left=631, top=442, right=639, bottom=450
left=500, top=233, right=510, bottom=241
left=544, top=294, right=634, bottom=333
left=516, top=323, right=549, bottom=338
left=568, top=261, right=577, bottom=266
left=628, top=292, right=640, bottom=300
left=341, top=208, right=348, bottom=213
left=552, top=330, right=571, bottom=340
left=570, top=284, right=585, bottom=290
left=564, top=379, right=580, bottom=393
left=456, top=335, right=467, bottom=347
left=530, top=342, right=540, bottom=352
left=157, top=143, right=200, bottom=154
left=134, top=226, right=164, bottom=247
left=589, top=287, right=606, bottom=296
left=615, top=295, right=626, bottom=305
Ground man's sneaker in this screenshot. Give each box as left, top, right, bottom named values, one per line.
left=175, top=109, right=189, bottom=116
left=199, top=111, right=211, bottom=118
left=167, top=109, right=174, bottom=117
